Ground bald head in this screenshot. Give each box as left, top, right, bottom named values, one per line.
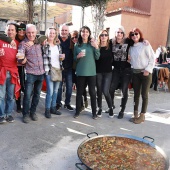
left=60, top=24, right=69, bottom=39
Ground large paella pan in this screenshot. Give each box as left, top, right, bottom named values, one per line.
left=76, top=132, right=169, bottom=170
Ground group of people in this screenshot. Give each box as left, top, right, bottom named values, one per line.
left=0, top=22, right=155, bottom=125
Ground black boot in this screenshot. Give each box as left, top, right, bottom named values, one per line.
left=92, top=113, right=97, bottom=120
left=16, top=97, right=22, bottom=113
left=118, top=107, right=125, bottom=119
left=97, top=108, right=102, bottom=118
left=117, top=111, right=124, bottom=119
left=109, top=108, right=114, bottom=118
left=45, top=109, right=51, bottom=118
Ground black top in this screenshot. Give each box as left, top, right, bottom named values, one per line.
left=112, top=38, right=131, bottom=69
left=59, top=35, right=73, bottom=70
left=96, top=45, right=113, bottom=73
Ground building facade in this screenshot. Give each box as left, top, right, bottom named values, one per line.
left=55, top=0, right=170, bottom=51
left=105, top=0, right=170, bottom=50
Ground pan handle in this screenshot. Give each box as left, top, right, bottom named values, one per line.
left=87, top=132, right=98, bottom=138
left=143, top=136, right=154, bottom=143
left=75, top=163, right=84, bottom=170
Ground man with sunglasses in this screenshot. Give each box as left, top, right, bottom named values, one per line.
left=56, top=24, right=74, bottom=111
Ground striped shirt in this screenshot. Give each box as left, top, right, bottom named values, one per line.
left=18, top=38, right=45, bottom=75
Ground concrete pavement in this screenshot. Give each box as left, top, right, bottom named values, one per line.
left=0, top=88, right=170, bottom=170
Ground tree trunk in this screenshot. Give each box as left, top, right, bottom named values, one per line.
left=26, top=0, right=34, bottom=23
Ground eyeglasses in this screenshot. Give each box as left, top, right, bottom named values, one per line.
left=18, top=28, right=26, bottom=31
left=117, top=31, right=123, bottom=34
left=131, top=32, right=139, bottom=36
left=71, top=36, right=78, bottom=40
left=100, top=34, right=108, bottom=37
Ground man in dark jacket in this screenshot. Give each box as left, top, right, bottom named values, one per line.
left=56, top=24, right=74, bottom=111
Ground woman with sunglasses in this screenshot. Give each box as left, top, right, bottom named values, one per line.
left=42, top=27, right=63, bottom=118
left=74, top=26, right=100, bottom=119
left=70, top=30, right=88, bottom=112
left=128, top=28, right=155, bottom=124
left=96, top=30, right=113, bottom=118
left=109, top=26, right=132, bottom=119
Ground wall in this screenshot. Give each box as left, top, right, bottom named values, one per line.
left=105, top=0, right=170, bottom=50
left=147, top=0, right=170, bottom=49
left=133, top=0, right=151, bottom=13
left=121, top=12, right=150, bottom=38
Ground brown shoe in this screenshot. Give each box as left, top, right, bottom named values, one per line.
left=129, top=111, right=138, bottom=122
left=133, top=113, right=145, bottom=124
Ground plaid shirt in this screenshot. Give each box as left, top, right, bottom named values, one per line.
left=18, top=38, right=45, bottom=75
left=42, top=43, right=62, bottom=75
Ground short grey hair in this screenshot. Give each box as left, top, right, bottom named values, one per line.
left=59, top=24, right=69, bottom=32
left=26, top=24, right=37, bottom=32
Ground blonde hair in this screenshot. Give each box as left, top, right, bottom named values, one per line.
left=45, top=27, right=60, bottom=45
left=98, top=30, right=110, bottom=50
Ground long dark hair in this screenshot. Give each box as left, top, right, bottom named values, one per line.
left=77, top=26, right=91, bottom=46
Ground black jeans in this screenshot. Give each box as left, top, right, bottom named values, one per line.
left=76, top=76, right=96, bottom=115
left=73, top=69, right=87, bottom=106
left=16, top=66, right=25, bottom=109
left=96, top=72, right=112, bottom=108
left=110, top=68, right=132, bottom=111
left=133, top=73, right=152, bottom=113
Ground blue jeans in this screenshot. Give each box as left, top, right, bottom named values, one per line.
left=96, top=72, right=112, bottom=108
left=57, top=69, right=72, bottom=105
left=45, top=75, right=60, bottom=109
left=0, top=72, right=15, bottom=117
left=22, top=73, right=44, bottom=116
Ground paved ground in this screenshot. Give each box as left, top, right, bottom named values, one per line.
left=0, top=88, right=170, bottom=170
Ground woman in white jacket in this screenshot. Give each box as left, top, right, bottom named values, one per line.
left=128, top=28, right=155, bottom=124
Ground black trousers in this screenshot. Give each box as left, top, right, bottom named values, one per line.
left=16, top=66, right=25, bottom=108
left=133, top=73, right=152, bottom=113
left=110, top=68, right=132, bottom=111
left=76, top=76, right=96, bottom=115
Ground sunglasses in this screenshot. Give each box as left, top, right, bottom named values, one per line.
left=131, top=32, right=139, bottom=36
left=117, top=31, right=123, bottom=34
left=100, top=34, right=108, bottom=37
left=18, top=28, right=26, bottom=31
left=49, top=27, right=56, bottom=30
left=71, top=36, right=78, bottom=40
